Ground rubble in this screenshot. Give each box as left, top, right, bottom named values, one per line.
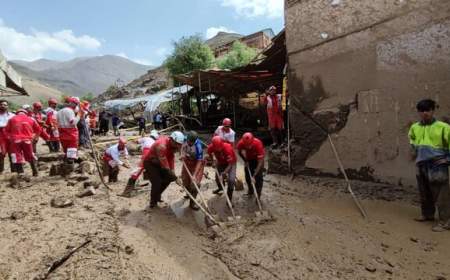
left=50, top=197, right=74, bottom=208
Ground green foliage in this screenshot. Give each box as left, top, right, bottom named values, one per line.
left=81, top=92, right=95, bottom=102
left=217, top=41, right=258, bottom=70
left=7, top=101, right=20, bottom=111
left=164, top=35, right=215, bottom=76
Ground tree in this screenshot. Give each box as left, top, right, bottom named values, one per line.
left=81, top=92, right=94, bottom=102
left=165, top=35, right=215, bottom=76
left=217, top=41, right=258, bottom=70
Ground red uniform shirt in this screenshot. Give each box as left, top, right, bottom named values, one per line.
left=237, top=138, right=265, bottom=161
left=45, top=108, right=60, bottom=141
left=5, top=114, right=42, bottom=142
left=207, top=142, right=237, bottom=165
left=146, top=136, right=175, bottom=170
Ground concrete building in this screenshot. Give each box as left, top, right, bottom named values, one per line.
left=208, top=29, right=275, bottom=58
left=285, top=0, right=450, bottom=186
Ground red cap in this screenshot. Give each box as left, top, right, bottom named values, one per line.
left=242, top=132, right=254, bottom=146
left=48, top=98, right=58, bottom=105
left=222, top=118, right=232, bottom=127
left=33, top=102, right=42, bottom=110
left=211, top=136, right=224, bottom=150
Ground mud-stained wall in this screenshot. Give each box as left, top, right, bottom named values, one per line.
left=285, top=0, right=450, bottom=185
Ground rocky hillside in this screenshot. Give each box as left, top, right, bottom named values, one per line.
left=93, top=66, right=171, bottom=104
left=11, top=55, right=151, bottom=97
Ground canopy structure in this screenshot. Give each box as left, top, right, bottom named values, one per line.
left=174, top=30, right=286, bottom=98
left=0, top=50, right=28, bottom=96
left=104, top=85, right=191, bottom=115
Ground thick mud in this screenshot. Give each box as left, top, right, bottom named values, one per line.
left=1, top=138, right=449, bottom=279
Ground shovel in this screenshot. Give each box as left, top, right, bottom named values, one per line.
left=214, top=168, right=241, bottom=223
left=177, top=179, right=220, bottom=228
left=246, top=166, right=271, bottom=221
left=182, top=161, right=221, bottom=226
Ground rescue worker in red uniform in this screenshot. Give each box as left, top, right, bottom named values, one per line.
left=237, top=132, right=265, bottom=198
left=102, top=137, right=130, bottom=183
left=265, top=85, right=284, bottom=147
left=143, top=131, right=185, bottom=209
left=5, top=109, right=49, bottom=176
left=0, top=100, right=15, bottom=173
left=207, top=136, right=237, bottom=202
left=45, top=98, right=60, bottom=153
left=121, top=130, right=159, bottom=197
left=31, top=102, right=46, bottom=153
left=57, top=97, right=80, bottom=166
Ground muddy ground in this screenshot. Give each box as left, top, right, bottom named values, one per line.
left=0, top=137, right=449, bottom=280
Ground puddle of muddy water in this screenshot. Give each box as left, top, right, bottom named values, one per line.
left=170, top=198, right=208, bottom=229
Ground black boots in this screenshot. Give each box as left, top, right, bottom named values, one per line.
left=30, top=160, right=38, bottom=177
left=14, top=163, right=24, bottom=174
left=109, top=168, right=119, bottom=183
left=0, top=156, right=4, bottom=174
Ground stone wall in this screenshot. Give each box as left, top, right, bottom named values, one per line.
left=285, top=0, right=450, bottom=185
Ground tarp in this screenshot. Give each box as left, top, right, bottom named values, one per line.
left=104, top=85, right=191, bottom=114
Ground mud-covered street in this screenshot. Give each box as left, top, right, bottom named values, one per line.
left=1, top=138, right=449, bottom=280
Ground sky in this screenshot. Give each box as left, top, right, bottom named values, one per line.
left=0, top=0, right=284, bottom=66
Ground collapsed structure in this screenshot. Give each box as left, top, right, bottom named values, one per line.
left=285, top=0, right=450, bottom=186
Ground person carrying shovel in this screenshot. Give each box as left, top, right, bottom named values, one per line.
left=181, top=131, right=205, bottom=211
left=102, top=137, right=130, bottom=183
left=143, top=131, right=185, bottom=209
left=206, top=136, right=237, bottom=203
left=120, top=130, right=159, bottom=197
left=237, top=132, right=265, bottom=198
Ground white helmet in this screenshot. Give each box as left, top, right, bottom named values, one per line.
left=150, top=129, right=159, bottom=140
left=22, top=104, right=31, bottom=110
left=170, top=131, right=185, bottom=144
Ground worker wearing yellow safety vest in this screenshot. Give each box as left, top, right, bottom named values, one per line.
left=409, top=99, right=450, bottom=232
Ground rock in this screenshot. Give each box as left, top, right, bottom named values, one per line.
left=410, top=237, right=419, bottom=243
left=79, top=161, right=94, bottom=175
left=83, top=180, right=101, bottom=189
left=365, top=266, right=376, bottom=273
left=50, top=197, right=74, bottom=208
left=67, top=181, right=76, bottom=187
left=435, top=276, right=447, bottom=280
left=76, top=186, right=96, bottom=198
left=385, top=269, right=393, bottom=275
left=10, top=211, right=27, bottom=220
left=124, top=245, right=134, bottom=255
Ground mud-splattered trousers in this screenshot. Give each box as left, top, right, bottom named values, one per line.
left=416, top=160, right=450, bottom=226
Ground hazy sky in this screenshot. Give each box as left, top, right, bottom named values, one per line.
left=0, top=0, right=284, bottom=65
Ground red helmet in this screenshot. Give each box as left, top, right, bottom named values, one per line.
left=33, top=102, right=42, bottom=110
left=66, top=96, right=80, bottom=105
left=211, top=136, right=224, bottom=150
left=118, top=137, right=127, bottom=145
left=48, top=98, right=58, bottom=106
left=222, top=118, right=232, bottom=127
left=242, top=132, right=254, bottom=146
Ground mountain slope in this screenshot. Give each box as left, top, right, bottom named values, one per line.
left=11, top=55, right=152, bottom=97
